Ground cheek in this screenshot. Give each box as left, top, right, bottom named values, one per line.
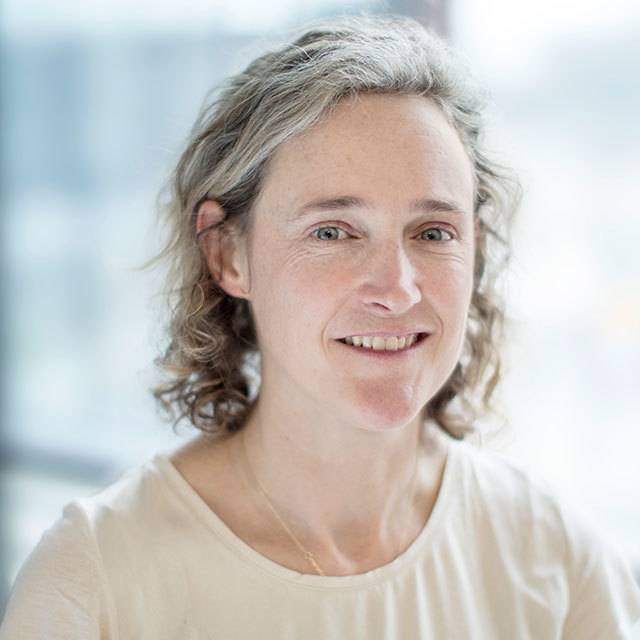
left=282, top=261, right=351, bottom=328
left=422, top=264, right=474, bottom=356
left=427, top=264, right=473, bottom=312
left=252, top=250, right=347, bottom=337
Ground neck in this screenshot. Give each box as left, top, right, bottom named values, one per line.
left=231, top=397, right=447, bottom=565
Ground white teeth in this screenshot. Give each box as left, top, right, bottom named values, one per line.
left=343, top=334, right=420, bottom=351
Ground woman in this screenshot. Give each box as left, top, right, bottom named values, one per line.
left=2, top=14, right=639, bottom=639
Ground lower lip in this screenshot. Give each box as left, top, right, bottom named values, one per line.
left=334, top=333, right=430, bottom=359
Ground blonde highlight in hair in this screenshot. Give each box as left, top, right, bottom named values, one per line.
left=144, top=14, right=522, bottom=442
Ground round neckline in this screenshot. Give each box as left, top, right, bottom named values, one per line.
left=153, top=435, right=462, bottom=591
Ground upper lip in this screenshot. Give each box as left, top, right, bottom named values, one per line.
left=336, top=329, right=431, bottom=340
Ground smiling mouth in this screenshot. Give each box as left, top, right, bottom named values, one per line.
left=336, top=332, right=429, bottom=353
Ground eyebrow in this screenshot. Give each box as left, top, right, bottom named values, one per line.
left=291, top=195, right=469, bottom=219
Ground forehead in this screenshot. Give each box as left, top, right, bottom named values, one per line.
left=258, top=93, right=475, bottom=212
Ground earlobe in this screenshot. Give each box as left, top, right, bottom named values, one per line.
left=195, top=199, right=251, bottom=300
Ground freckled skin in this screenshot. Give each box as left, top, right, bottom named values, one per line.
left=194, top=93, right=476, bottom=569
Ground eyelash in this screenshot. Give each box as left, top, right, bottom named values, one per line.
left=310, top=224, right=455, bottom=243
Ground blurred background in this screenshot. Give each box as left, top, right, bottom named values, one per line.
left=1, top=0, right=639, bottom=614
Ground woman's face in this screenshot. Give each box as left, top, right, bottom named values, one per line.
left=235, top=93, right=476, bottom=433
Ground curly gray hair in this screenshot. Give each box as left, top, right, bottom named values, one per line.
left=145, top=13, right=522, bottom=442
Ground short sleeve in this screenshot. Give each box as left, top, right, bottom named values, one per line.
left=560, top=503, right=640, bottom=639
left=0, top=501, right=114, bottom=640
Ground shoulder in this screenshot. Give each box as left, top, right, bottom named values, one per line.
left=450, top=438, right=624, bottom=559
left=7, top=499, right=103, bottom=592
left=0, top=451, right=195, bottom=638
left=55, top=434, right=242, bottom=570
left=447, top=437, right=592, bottom=572
left=0, top=499, right=115, bottom=638
left=449, top=437, right=640, bottom=636
left=72, top=448, right=203, bottom=562
left=450, top=437, right=569, bottom=526
left=451, top=437, right=622, bottom=556
left=31, top=453, right=174, bottom=575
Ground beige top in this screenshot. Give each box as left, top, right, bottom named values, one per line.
left=2, top=436, right=640, bottom=639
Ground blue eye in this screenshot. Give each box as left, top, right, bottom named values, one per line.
left=312, top=226, right=348, bottom=241
left=311, top=225, right=454, bottom=242
left=421, top=227, right=454, bottom=242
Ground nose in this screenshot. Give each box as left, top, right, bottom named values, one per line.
left=358, top=240, right=422, bottom=314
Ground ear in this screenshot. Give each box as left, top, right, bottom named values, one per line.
left=196, top=199, right=251, bottom=299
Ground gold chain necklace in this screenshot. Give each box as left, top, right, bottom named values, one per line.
left=238, top=428, right=420, bottom=577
